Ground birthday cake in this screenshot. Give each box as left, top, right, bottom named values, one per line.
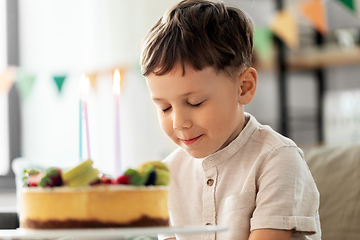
left=20, top=160, right=170, bottom=229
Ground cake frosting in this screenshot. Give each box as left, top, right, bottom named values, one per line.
left=20, top=160, right=170, bottom=229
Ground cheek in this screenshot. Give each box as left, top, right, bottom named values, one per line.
left=200, top=103, right=226, bottom=123
left=200, top=103, right=237, bottom=131
left=158, top=115, right=173, bottom=137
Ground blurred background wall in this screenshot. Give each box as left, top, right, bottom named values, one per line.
left=1, top=0, right=360, bottom=189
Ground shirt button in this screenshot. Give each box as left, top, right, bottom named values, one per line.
left=207, top=179, right=214, bottom=186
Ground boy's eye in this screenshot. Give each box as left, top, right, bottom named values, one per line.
left=189, top=101, right=204, bottom=108
left=162, top=106, right=171, bottom=112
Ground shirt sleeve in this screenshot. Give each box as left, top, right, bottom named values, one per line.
left=250, top=146, right=320, bottom=236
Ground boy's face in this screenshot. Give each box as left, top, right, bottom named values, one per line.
left=146, top=65, right=247, bottom=158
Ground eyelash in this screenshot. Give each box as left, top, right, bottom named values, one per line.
left=162, top=101, right=204, bottom=113
left=162, top=106, right=171, bottom=113
left=190, top=101, right=203, bottom=108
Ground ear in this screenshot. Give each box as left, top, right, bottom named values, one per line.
left=238, top=67, right=257, bottom=105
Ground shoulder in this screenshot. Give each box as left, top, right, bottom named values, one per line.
left=251, top=124, right=300, bottom=151
left=247, top=120, right=316, bottom=193
left=242, top=115, right=308, bottom=176
left=245, top=114, right=304, bottom=159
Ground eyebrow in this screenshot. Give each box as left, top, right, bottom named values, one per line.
left=153, top=91, right=202, bottom=102
left=152, top=97, right=165, bottom=102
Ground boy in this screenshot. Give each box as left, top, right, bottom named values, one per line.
left=141, top=0, right=321, bottom=239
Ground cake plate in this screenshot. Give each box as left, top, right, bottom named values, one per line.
left=0, top=225, right=228, bottom=240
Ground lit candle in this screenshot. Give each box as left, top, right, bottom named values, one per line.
left=81, top=76, right=91, bottom=160
left=113, top=69, right=121, bottom=176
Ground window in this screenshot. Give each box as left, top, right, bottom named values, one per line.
left=0, top=0, right=19, bottom=191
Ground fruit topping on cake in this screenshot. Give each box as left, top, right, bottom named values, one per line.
left=61, top=159, right=99, bottom=187
left=137, top=161, right=170, bottom=186
left=113, top=161, right=170, bottom=186
left=23, top=168, right=63, bottom=187
left=23, top=160, right=169, bottom=188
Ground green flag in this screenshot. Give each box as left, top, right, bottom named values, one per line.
left=338, top=0, right=356, bottom=12
left=16, top=68, right=36, bottom=101
left=53, top=75, right=67, bottom=93
left=253, top=26, right=273, bottom=61
left=326, top=0, right=360, bottom=29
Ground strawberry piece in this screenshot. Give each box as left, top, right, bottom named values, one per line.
left=100, top=175, right=113, bottom=184
left=23, top=169, right=41, bottom=187
left=115, top=175, right=131, bottom=184
left=29, top=181, right=38, bottom=187
left=28, top=174, right=40, bottom=187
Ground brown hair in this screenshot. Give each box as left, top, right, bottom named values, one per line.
left=141, top=0, right=254, bottom=77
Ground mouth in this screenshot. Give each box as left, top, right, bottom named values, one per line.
left=181, top=135, right=202, bottom=145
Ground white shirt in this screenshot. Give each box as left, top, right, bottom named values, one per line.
left=159, top=113, right=321, bottom=240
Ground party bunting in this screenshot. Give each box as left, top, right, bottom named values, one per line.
left=253, top=27, right=273, bottom=61
left=16, top=68, right=36, bottom=101
left=270, top=9, right=299, bottom=49
left=0, top=67, right=16, bottom=95
left=325, top=0, right=360, bottom=29
left=299, top=0, right=328, bottom=34
left=53, top=75, right=67, bottom=93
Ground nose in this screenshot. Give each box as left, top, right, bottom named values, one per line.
left=172, top=108, right=192, bottom=130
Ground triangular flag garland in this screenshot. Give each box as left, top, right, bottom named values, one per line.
left=299, top=0, right=328, bottom=34
left=15, top=68, right=36, bottom=101
left=270, top=9, right=299, bottom=49
left=53, top=75, right=67, bottom=93
left=0, top=66, right=16, bottom=95
left=0, top=66, right=132, bottom=99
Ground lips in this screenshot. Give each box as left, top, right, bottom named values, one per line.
left=181, top=135, right=202, bottom=145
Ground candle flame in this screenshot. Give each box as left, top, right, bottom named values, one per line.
left=79, top=74, right=90, bottom=101
left=113, top=69, right=121, bottom=95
